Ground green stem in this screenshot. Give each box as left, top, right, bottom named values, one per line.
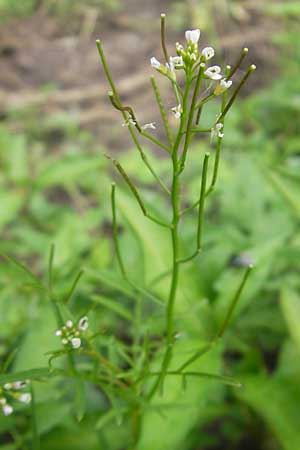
left=107, top=155, right=171, bottom=229
left=147, top=83, right=192, bottom=399
left=227, top=47, right=248, bottom=80
left=216, top=64, right=256, bottom=124
left=111, top=183, right=127, bottom=280
left=179, top=65, right=205, bottom=172
left=30, top=384, right=40, bottom=450
left=150, top=76, right=174, bottom=147
left=160, top=13, right=169, bottom=63
left=141, top=131, right=171, bottom=155
left=217, top=265, right=253, bottom=338
left=177, top=152, right=210, bottom=264
left=96, top=40, right=169, bottom=195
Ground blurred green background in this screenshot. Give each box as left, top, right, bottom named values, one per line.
left=0, top=0, right=300, bottom=449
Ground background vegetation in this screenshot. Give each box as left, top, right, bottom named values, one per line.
left=0, top=1, right=300, bottom=449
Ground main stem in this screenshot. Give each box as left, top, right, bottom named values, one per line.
left=148, top=81, right=191, bottom=399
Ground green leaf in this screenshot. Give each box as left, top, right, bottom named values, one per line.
left=75, top=379, right=86, bottom=422
left=0, top=368, right=51, bottom=384
left=34, top=155, right=106, bottom=188
left=137, top=340, right=224, bottom=450
left=91, top=294, right=133, bottom=321
left=280, top=289, right=300, bottom=352
left=237, top=374, right=300, bottom=450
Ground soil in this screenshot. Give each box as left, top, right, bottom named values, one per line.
left=0, top=0, right=279, bottom=151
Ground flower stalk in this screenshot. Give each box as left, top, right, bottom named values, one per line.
left=96, top=13, right=255, bottom=435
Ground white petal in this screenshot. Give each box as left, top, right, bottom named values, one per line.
left=19, top=393, right=32, bottom=404
left=150, top=57, right=161, bottom=70
left=169, top=56, right=183, bottom=67
left=202, top=47, right=215, bottom=60
left=66, top=320, right=73, bottom=328
left=78, top=316, right=89, bottom=331
left=204, top=65, right=223, bottom=80
left=185, top=29, right=201, bottom=44
left=13, top=381, right=27, bottom=390
left=141, top=122, right=156, bottom=130
left=3, top=404, right=13, bottom=416
left=71, top=338, right=81, bottom=349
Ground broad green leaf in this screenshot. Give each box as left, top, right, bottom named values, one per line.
left=138, top=340, right=224, bottom=450
left=91, top=294, right=133, bottom=321
left=237, top=374, right=300, bottom=450
left=34, top=155, right=106, bottom=188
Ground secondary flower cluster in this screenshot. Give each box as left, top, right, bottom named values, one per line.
left=55, top=316, right=89, bottom=350
left=0, top=380, right=31, bottom=416
left=150, top=27, right=233, bottom=120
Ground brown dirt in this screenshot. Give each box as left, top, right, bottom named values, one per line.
left=0, top=0, right=280, bottom=150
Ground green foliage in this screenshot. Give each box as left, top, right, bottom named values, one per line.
left=0, top=9, right=300, bottom=450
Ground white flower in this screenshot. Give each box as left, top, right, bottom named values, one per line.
left=141, top=122, right=156, bottom=130
left=62, top=338, right=68, bottom=345
left=204, top=65, right=222, bottom=80
left=212, top=123, right=224, bottom=139
left=211, top=123, right=224, bottom=140
left=19, top=393, right=31, bottom=404
left=4, top=383, right=12, bottom=390
left=66, top=320, right=73, bottom=328
left=202, top=47, right=215, bottom=60
left=169, top=56, right=183, bottom=69
left=185, top=29, right=201, bottom=45
left=3, top=404, right=13, bottom=416
left=71, top=338, right=81, bottom=349
left=171, top=104, right=182, bottom=119
left=214, top=78, right=232, bottom=96
left=55, top=329, right=62, bottom=337
left=220, top=78, right=232, bottom=90
left=78, top=316, right=89, bottom=331
left=150, top=57, right=161, bottom=70
left=12, top=381, right=27, bottom=390
left=122, top=118, right=136, bottom=127
left=0, top=397, right=6, bottom=405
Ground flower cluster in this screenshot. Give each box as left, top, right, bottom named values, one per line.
left=150, top=27, right=233, bottom=114
left=55, top=316, right=89, bottom=350
left=0, top=380, right=31, bottom=416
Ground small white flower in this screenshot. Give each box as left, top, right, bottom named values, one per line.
left=214, top=78, right=232, bottom=96
left=150, top=57, right=161, bottom=70
left=171, top=104, right=182, bottom=120
left=141, top=122, right=156, bottom=130
left=55, top=330, right=62, bottom=337
left=62, top=338, right=68, bottom=345
left=202, top=47, right=215, bottom=60
left=19, top=393, right=31, bottom=404
left=71, top=338, right=81, bottom=349
left=211, top=123, right=224, bottom=140
left=169, top=56, right=183, bottom=68
left=216, top=123, right=224, bottom=138
left=220, top=78, right=232, bottom=90
left=0, top=397, right=6, bottom=405
left=3, top=404, right=13, bottom=416
left=185, top=29, right=201, bottom=45
left=204, top=65, right=222, bottom=80
left=66, top=320, right=73, bottom=328
left=78, top=316, right=89, bottom=331
left=122, top=118, right=136, bottom=127
left=13, top=381, right=27, bottom=390
left=4, top=383, right=12, bottom=390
